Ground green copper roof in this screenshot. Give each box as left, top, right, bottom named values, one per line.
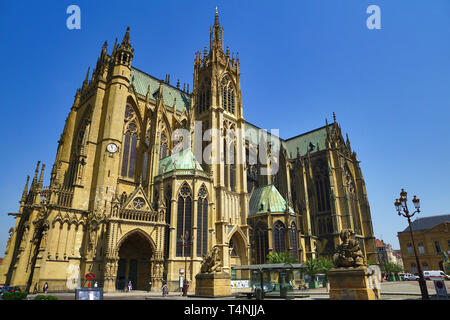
left=283, top=126, right=330, bottom=158
left=158, top=148, right=203, bottom=175
left=244, top=122, right=333, bottom=159
left=130, top=67, right=190, bottom=112
left=249, top=184, right=294, bottom=216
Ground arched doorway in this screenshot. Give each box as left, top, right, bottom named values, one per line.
left=116, top=231, right=153, bottom=291
left=229, top=230, right=248, bottom=280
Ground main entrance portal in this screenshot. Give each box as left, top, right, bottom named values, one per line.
left=115, top=231, right=153, bottom=291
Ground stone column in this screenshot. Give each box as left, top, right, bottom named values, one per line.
left=103, top=257, right=119, bottom=292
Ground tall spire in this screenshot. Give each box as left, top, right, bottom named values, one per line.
left=215, top=6, right=220, bottom=26
left=122, top=26, right=131, bottom=47
left=31, top=161, right=41, bottom=190
left=115, top=26, right=134, bottom=67
left=21, top=175, right=30, bottom=202
left=211, top=7, right=222, bottom=49
left=38, top=164, right=45, bottom=189
left=82, top=67, right=90, bottom=91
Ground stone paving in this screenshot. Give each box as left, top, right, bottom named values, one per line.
left=23, top=280, right=449, bottom=300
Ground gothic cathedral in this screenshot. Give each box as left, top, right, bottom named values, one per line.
left=0, top=11, right=376, bottom=292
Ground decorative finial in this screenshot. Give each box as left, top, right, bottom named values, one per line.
left=216, top=6, right=218, bottom=14
left=333, top=112, right=336, bottom=123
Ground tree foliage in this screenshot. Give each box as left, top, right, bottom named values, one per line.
left=1, top=291, right=28, bottom=300
left=383, top=262, right=403, bottom=274
left=318, top=258, right=334, bottom=274
left=301, top=259, right=322, bottom=277
left=266, top=252, right=295, bottom=264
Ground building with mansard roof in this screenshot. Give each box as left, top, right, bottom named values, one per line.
left=0, top=11, right=376, bottom=293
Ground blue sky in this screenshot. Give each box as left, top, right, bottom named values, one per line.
left=0, top=0, right=449, bottom=255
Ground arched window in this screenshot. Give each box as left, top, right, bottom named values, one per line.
left=344, top=164, right=362, bottom=235
left=254, top=222, right=268, bottom=264
left=196, top=187, right=208, bottom=257
left=224, top=129, right=236, bottom=191
left=121, top=105, right=139, bottom=179
left=197, top=85, right=210, bottom=114
left=142, top=126, right=151, bottom=182
left=164, top=188, right=172, bottom=259
left=246, top=144, right=259, bottom=193
left=229, top=238, right=238, bottom=257
left=68, top=117, right=91, bottom=186
left=176, top=184, right=192, bottom=257
left=160, top=133, right=169, bottom=159
left=273, top=221, right=286, bottom=253
left=221, top=75, right=235, bottom=114
left=290, top=222, right=299, bottom=262
left=314, top=160, right=331, bottom=213
left=327, top=217, right=333, bottom=234
left=229, top=139, right=236, bottom=192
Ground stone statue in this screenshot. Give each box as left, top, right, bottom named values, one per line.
left=333, top=229, right=365, bottom=268
left=200, top=245, right=222, bottom=273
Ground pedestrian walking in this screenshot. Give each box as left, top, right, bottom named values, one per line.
left=162, top=282, right=168, bottom=297
left=33, top=283, right=38, bottom=294
left=94, top=281, right=98, bottom=288
left=43, top=282, right=49, bottom=295
left=147, top=280, right=152, bottom=292
left=128, top=280, right=132, bottom=292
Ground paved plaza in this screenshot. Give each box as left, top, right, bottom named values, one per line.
left=22, top=280, right=449, bottom=300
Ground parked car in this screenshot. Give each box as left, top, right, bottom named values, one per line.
left=423, top=270, right=449, bottom=280
left=402, top=273, right=419, bottom=281
left=0, top=286, right=22, bottom=293
left=0, top=286, right=22, bottom=299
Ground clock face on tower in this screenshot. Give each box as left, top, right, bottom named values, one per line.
left=106, top=143, right=118, bottom=153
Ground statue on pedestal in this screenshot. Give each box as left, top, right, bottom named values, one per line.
left=333, top=229, right=365, bottom=268
left=200, top=245, right=222, bottom=273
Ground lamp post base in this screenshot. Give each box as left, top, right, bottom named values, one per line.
left=418, top=278, right=429, bottom=300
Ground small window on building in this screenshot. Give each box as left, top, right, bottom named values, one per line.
left=407, top=243, right=413, bottom=256
left=418, top=242, right=424, bottom=255
left=434, top=241, right=442, bottom=254
left=422, top=263, right=429, bottom=271
left=411, top=263, right=417, bottom=274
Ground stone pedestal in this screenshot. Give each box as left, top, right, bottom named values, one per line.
left=328, top=267, right=377, bottom=300
left=195, top=272, right=231, bottom=297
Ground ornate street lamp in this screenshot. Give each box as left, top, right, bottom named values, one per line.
left=394, top=189, right=429, bottom=300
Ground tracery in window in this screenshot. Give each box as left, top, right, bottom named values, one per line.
left=254, top=222, right=268, bottom=264
left=176, top=184, right=192, bottom=257
left=273, top=220, right=286, bottom=253
left=221, top=75, right=235, bottom=114
left=314, top=160, right=331, bottom=213
left=197, top=84, right=210, bottom=114
left=121, top=104, right=139, bottom=179
left=196, top=186, right=208, bottom=257
left=160, top=132, right=169, bottom=159
left=142, top=126, right=151, bottom=182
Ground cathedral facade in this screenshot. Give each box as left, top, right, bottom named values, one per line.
left=0, top=12, right=376, bottom=292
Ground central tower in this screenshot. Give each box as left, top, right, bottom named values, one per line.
left=192, top=9, right=249, bottom=274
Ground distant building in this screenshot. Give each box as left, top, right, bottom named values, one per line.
left=397, top=214, right=450, bottom=274
left=392, top=250, right=403, bottom=268
left=375, top=239, right=403, bottom=267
